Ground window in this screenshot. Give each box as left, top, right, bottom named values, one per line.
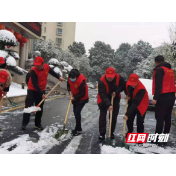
left=44, top=27, right=46, bottom=33
left=57, top=22, right=63, bottom=26
left=56, top=38, right=62, bottom=45
left=56, top=28, right=62, bottom=35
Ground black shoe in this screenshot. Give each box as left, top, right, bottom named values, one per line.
left=71, top=129, right=82, bottom=136
left=111, top=133, right=114, bottom=139
left=21, top=124, right=26, bottom=130
left=34, top=124, right=43, bottom=130
left=99, top=134, right=105, bottom=141
left=0, top=128, right=2, bottom=131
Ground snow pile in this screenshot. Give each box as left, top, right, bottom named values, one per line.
left=0, top=50, right=8, bottom=58
left=64, top=65, right=73, bottom=72
left=7, top=82, right=27, bottom=97
left=6, top=56, right=17, bottom=66
left=54, top=67, right=63, bottom=76
left=23, top=106, right=41, bottom=113
left=48, top=58, right=60, bottom=66
left=60, top=61, right=69, bottom=67
left=0, top=30, right=17, bottom=45
left=139, top=79, right=153, bottom=100
left=0, top=125, right=71, bottom=154
left=101, top=145, right=132, bottom=154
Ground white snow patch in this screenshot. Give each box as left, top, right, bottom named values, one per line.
left=0, top=125, right=71, bottom=154
left=48, top=58, right=60, bottom=65
left=0, top=50, right=8, bottom=58
left=49, top=65, right=54, bottom=68
left=64, top=65, right=73, bottom=72
left=23, top=106, right=41, bottom=113
left=101, top=145, right=132, bottom=154
left=60, top=61, right=68, bottom=67
left=54, top=67, right=63, bottom=76
left=0, top=30, right=17, bottom=44
left=7, top=82, right=27, bottom=97
left=87, top=82, right=95, bottom=89
left=16, top=66, right=28, bottom=73
left=62, top=135, right=82, bottom=154
left=6, top=56, right=16, bottom=66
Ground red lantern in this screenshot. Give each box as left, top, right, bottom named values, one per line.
left=0, top=23, right=5, bottom=30
left=19, top=36, right=28, bottom=47
left=6, top=27, right=14, bottom=34
left=14, top=32, right=22, bottom=41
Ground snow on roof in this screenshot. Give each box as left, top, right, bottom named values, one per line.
left=6, top=56, right=17, bottom=66
left=0, top=30, right=17, bottom=46
left=0, top=50, right=8, bottom=58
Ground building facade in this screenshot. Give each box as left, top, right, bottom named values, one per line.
left=0, top=22, right=41, bottom=69
left=41, top=22, right=76, bottom=50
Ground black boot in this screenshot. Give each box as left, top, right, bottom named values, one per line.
left=111, top=133, right=114, bottom=139
left=21, top=124, right=27, bottom=130
left=34, top=124, right=43, bottom=130
left=99, top=134, right=105, bottom=141
left=71, top=129, right=82, bottom=136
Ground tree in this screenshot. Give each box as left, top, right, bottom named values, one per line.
left=88, top=41, right=115, bottom=77
left=35, top=38, right=62, bottom=63
left=125, top=40, right=153, bottom=78
left=114, top=43, right=131, bottom=77
left=68, top=41, right=86, bottom=57
left=135, top=42, right=175, bottom=79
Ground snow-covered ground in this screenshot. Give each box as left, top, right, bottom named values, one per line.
left=7, top=82, right=27, bottom=97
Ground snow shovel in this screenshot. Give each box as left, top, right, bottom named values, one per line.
left=118, top=98, right=130, bottom=149
left=24, top=81, right=61, bottom=113
left=6, top=96, right=18, bottom=107
left=103, top=96, right=115, bottom=146
left=55, top=94, right=72, bottom=139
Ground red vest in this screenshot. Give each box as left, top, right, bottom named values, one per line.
left=28, top=64, right=50, bottom=91
left=126, top=81, right=149, bottom=116
left=68, top=74, right=88, bottom=100
left=97, top=74, right=121, bottom=104
left=152, top=66, right=175, bottom=95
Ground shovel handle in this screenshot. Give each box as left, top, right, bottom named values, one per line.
left=108, top=96, right=114, bottom=138
left=37, top=81, right=61, bottom=107
left=64, top=94, right=73, bottom=125
left=123, top=99, right=128, bottom=137
left=0, top=95, right=4, bottom=104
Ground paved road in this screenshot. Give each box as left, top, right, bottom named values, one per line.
left=0, top=89, right=176, bottom=154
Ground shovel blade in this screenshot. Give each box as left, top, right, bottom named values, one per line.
left=55, top=129, right=69, bottom=139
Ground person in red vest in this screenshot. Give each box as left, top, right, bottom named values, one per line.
left=67, top=69, right=89, bottom=136
left=124, top=74, right=149, bottom=135
left=0, top=70, right=12, bottom=131
left=152, top=55, right=175, bottom=145
left=21, top=56, right=63, bottom=130
left=0, top=57, right=9, bottom=95
left=97, top=67, right=126, bottom=140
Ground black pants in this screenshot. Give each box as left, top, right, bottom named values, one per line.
left=99, top=100, right=120, bottom=135
left=155, top=101, right=174, bottom=134
left=127, top=106, right=145, bottom=133
left=73, top=101, right=86, bottom=131
left=22, top=89, right=45, bottom=126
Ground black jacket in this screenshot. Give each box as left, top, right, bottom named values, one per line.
left=30, top=67, right=61, bottom=96
left=26, top=72, right=30, bottom=85
left=126, top=84, right=145, bottom=117
left=98, top=75, right=126, bottom=108
left=153, top=62, right=175, bottom=104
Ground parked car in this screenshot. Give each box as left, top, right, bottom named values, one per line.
left=140, top=78, right=176, bottom=107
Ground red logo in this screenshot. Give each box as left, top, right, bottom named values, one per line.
left=126, top=133, right=148, bottom=143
